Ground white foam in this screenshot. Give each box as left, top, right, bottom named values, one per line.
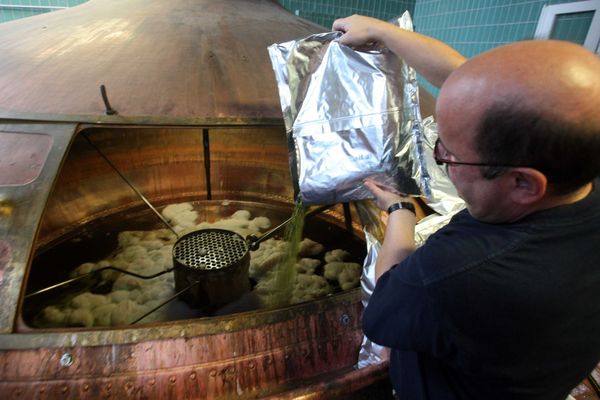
left=38, top=202, right=361, bottom=328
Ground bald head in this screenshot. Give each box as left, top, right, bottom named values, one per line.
left=436, top=40, right=600, bottom=195
left=440, top=40, right=600, bottom=122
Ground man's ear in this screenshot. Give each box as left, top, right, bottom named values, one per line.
left=508, top=168, right=547, bottom=205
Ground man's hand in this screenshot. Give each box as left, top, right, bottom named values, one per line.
left=363, top=177, right=411, bottom=212
left=332, top=15, right=386, bottom=49
left=333, top=14, right=466, bottom=88
left=363, top=177, right=417, bottom=280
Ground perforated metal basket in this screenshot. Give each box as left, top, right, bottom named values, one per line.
left=173, top=229, right=250, bottom=310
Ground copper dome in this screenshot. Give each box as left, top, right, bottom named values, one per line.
left=0, top=0, right=323, bottom=122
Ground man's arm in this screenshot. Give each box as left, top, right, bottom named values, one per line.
left=332, top=15, right=466, bottom=88
left=363, top=178, right=416, bottom=281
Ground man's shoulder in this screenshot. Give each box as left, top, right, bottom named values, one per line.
left=407, top=211, right=527, bottom=285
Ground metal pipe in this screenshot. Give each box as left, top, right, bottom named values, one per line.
left=81, top=132, right=180, bottom=237
left=100, top=84, right=117, bottom=115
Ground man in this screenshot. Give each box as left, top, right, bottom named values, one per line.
left=333, top=15, right=600, bottom=400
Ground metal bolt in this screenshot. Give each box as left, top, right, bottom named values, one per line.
left=60, top=353, right=73, bottom=367
left=340, top=314, right=351, bottom=326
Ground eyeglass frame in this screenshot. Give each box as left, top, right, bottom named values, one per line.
left=433, top=138, right=521, bottom=170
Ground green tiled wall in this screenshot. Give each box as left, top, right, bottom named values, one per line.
left=412, top=0, right=588, bottom=95
left=0, top=0, right=86, bottom=23
left=275, top=1, right=596, bottom=95
left=277, top=0, right=416, bottom=29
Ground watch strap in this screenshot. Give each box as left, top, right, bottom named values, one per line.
left=386, top=202, right=416, bottom=215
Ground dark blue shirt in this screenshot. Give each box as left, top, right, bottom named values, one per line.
left=363, top=180, right=600, bottom=399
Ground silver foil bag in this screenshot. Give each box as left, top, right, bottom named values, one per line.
left=419, top=116, right=465, bottom=216
left=268, top=12, right=428, bottom=205
left=357, top=229, right=390, bottom=368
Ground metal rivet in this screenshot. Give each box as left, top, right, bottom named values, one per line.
left=169, top=376, right=176, bottom=384
left=209, top=370, right=217, bottom=377
left=83, top=384, right=89, bottom=392
left=189, top=371, right=196, bottom=380
left=148, top=378, right=155, bottom=386
left=60, top=353, right=73, bottom=367
left=340, top=314, right=351, bottom=326
left=248, top=361, right=255, bottom=369
left=61, top=385, right=68, bottom=393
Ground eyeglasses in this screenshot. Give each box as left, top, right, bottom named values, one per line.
left=433, top=138, right=517, bottom=170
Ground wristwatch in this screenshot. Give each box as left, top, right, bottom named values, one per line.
left=386, top=202, right=416, bottom=216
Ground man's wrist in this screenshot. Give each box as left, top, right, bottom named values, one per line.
left=386, top=202, right=416, bottom=216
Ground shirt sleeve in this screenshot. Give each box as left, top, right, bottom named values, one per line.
left=362, top=246, right=454, bottom=357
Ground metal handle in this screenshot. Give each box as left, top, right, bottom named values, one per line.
left=25, top=266, right=174, bottom=298
left=129, top=281, right=201, bottom=325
